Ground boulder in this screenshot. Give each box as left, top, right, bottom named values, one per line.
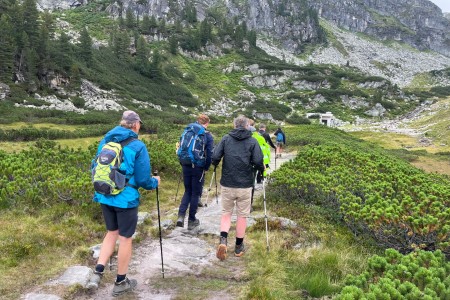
left=0, top=82, right=11, bottom=100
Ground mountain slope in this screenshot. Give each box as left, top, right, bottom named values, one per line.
left=37, top=0, right=450, bottom=56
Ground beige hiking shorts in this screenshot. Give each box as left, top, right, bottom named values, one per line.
left=221, top=186, right=253, bottom=217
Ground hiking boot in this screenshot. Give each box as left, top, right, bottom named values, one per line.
left=93, top=269, right=104, bottom=277
left=187, top=218, right=200, bottom=230
left=216, top=236, right=227, bottom=261
left=198, top=201, right=205, bottom=207
left=112, top=277, right=137, bottom=297
left=235, top=242, right=245, bottom=257
left=176, top=214, right=185, bottom=227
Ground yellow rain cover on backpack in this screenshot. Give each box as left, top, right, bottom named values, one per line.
left=92, top=142, right=127, bottom=195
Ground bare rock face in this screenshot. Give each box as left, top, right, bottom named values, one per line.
left=0, top=82, right=10, bottom=100
left=312, top=0, right=450, bottom=57
left=36, top=0, right=450, bottom=57
left=365, top=103, right=387, bottom=117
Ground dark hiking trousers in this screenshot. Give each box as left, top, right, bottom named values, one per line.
left=178, top=165, right=205, bottom=221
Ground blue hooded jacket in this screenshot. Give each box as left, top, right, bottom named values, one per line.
left=92, top=126, right=158, bottom=208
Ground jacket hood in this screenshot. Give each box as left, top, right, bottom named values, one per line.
left=104, top=126, right=138, bottom=143
left=229, top=128, right=252, bottom=141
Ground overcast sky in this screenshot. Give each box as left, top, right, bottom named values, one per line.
left=429, top=0, right=450, bottom=12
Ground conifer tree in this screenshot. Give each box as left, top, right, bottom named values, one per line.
left=241, top=21, right=247, bottom=36
left=117, top=0, right=124, bottom=28
left=174, top=19, right=183, bottom=34
left=149, top=15, right=157, bottom=33
left=247, top=30, right=257, bottom=47
left=125, top=7, right=135, bottom=29
left=183, top=2, right=197, bottom=24
left=199, top=18, right=211, bottom=46
left=141, top=15, right=150, bottom=34
left=136, top=0, right=146, bottom=26
left=168, top=35, right=178, bottom=55
left=0, top=0, right=15, bottom=17
left=21, top=33, right=38, bottom=89
left=79, top=27, right=93, bottom=63
left=9, top=1, right=24, bottom=51
left=113, top=31, right=129, bottom=59
left=135, top=35, right=148, bottom=73
left=234, top=24, right=244, bottom=47
left=37, top=12, right=54, bottom=73
left=149, top=48, right=161, bottom=79
left=22, top=0, right=39, bottom=47
left=158, top=18, right=166, bottom=36
left=54, top=32, right=72, bottom=73
left=0, top=14, right=15, bottom=82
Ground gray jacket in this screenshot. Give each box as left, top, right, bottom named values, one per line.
left=212, top=128, right=264, bottom=188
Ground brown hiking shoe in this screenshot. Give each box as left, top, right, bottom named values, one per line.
left=216, top=236, right=227, bottom=261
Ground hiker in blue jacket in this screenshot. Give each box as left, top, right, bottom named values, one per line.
left=91, top=110, right=160, bottom=297
left=176, top=114, right=214, bottom=230
left=273, top=127, right=286, bottom=158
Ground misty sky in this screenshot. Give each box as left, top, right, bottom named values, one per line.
left=429, top=0, right=450, bottom=12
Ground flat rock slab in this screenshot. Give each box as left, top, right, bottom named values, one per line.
left=47, top=266, right=92, bottom=287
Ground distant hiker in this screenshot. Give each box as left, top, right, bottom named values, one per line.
left=258, top=123, right=276, bottom=150
left=249, top=119, right=270, bottom=184
left=176, top=114, right=214, bottom=230
left=91, top=110, right=160, bottom=297
left=273, top=127, right=286, bottom=158
left=212, top=115, right=264, bottom=260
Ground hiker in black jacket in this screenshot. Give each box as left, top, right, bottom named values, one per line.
left=212, top=115, right=264, bottom=261
left=258, top=123, right=276, bottom=150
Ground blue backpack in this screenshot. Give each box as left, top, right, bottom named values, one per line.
left=276, top=132, right=284, bottom=143
left=177, top=123, right=206, bottom=167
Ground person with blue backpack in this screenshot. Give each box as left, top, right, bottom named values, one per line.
left=91, top=110, right=160, bottom=297
left=176, top=114, right=214, bottom=230
left=273, top=127, right=286, bottom=158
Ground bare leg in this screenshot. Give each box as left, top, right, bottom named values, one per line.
left=117, top=235, right=133, bottom=275
left=97, top=230, right=119, bottom=266
left=220, top=213, right=232, bottom=233
left=236, top=216, right=247, bottom=238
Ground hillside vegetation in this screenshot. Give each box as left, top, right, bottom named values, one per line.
left=1, top=0, right=450, bottom=128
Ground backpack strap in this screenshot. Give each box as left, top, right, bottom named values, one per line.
left=120, top=137, right=136, bottom=147
left=119, top=137, right=137, bottom=189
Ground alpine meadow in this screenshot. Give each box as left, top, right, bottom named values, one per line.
left=0, top=0, right=450, bottom=299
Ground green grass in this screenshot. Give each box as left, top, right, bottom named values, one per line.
left=244, top=200, right=378, bottom=299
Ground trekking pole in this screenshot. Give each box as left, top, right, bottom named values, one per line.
left=204, top=170, right=216, bottom=207
left=250, top=171, right=258, bottom=207
left=153, top=171, right=165, bottom=278
left=174, top=170, right=182, bottom=202
left=263, top=178, right=270, bottom=252
left=214, top=165, right=218, bottom=205
left=274, top=150, right=277, bottom=170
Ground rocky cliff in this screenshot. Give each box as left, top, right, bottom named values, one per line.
left=37, top=0, right=450, bottom=57
left=100, top=0, right=323, bottom=53
left=312, top=0, right=450, bottom=56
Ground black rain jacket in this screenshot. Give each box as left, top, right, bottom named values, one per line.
left=212, top=128, right=264, bottom=188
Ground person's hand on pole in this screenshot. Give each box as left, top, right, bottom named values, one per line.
left=153, top=175, right=161, bottom=185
